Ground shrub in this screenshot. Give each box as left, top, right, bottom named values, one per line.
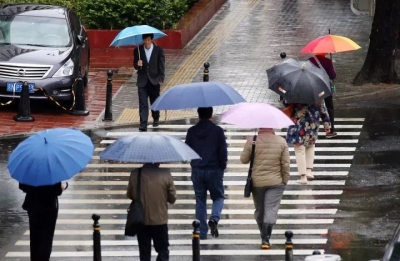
left=0, top=0, right=199, bottom=29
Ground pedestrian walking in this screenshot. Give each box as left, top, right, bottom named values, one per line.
left=126, top=163, right=176, bottom=261
left=308, top=53, right=337, bottom=138
left=133, top=33, right=166, bottom=132
left=185, top=107, right=228, bottom=239
left=240, top=128, right=290, bottom=249
left=285, top=101, right=331, bottom=184
left=19, top=182, right=66, bottom=261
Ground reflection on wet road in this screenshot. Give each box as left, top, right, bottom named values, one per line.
left=2, top=115, right=364, bottom=260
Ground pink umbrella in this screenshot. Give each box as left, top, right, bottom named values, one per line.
left=221, top=102, right=294, bottom=129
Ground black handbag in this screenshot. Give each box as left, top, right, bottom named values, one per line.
left=125, top=168, right=145, bottom=236
left=244, top=135, right=257, bottom=198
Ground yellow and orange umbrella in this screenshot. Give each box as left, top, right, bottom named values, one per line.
left=300, top=34, right=361, bottom=54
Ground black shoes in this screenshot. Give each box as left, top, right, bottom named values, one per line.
left=208, top=220, right=219, bottom=238
left=153, top=119, right=159, bottom=127
left=139, top=124, right=147, bottom=132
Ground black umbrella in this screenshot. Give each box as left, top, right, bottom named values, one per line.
left=266, top=58, right=332, bottom=104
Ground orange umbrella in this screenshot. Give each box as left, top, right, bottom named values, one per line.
left=300, top=35, right=361, bottom=54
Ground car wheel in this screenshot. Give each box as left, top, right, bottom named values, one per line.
left=61, top=99, right=74, bottom=110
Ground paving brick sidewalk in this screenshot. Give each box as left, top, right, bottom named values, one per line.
left=101, top=0, right=376, bottom=127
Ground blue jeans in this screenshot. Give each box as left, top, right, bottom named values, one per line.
left=191, top=168, right=225, bottom=237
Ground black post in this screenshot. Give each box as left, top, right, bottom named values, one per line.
left=312, top=250, right=322, bottom=255
left=280, top=52, right=287, bottom=59
left=192, top=220, right=200, bottom=261
left=285, top=231, right=293, bottom=261
left=203, top=62, right=210, bottom=82
left=13, top=81, right=34, bottom=122
left=92, top=214, right=102, bottom=261
left=70, top=73, right=90, bottom=116
left=103, top=70, right=113, bottom=121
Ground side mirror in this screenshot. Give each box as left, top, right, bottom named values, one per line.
left=77, top=35, right=84, bottom=45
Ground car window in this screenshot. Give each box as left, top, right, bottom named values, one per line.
left=0, top=15, right=72, bottom=47
left=69, top=12, right=81, bottom=37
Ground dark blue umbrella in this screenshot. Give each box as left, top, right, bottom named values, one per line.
left=7, top=128, right=94, bottom=186
left=151, top=82, right=246, bottom=111
left=99, top=133, right=200, bottom=163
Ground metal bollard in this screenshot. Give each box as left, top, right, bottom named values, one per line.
left=70, top=73, right=90, bottom=116
left=92, top=214, right=102, bottom=261
left=285, top=231, right=293, bottom=261
left=13, top=81, right=34, bottom=122
left=203, top=62, right=210, bottom=82
left=102, top=70, right=113, bottom=121
left=192, top=220, right=201, bottom=261
left=280, top=52, right=287, bottom=59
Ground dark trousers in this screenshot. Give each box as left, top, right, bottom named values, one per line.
left=28, top=204, right=58, bottom=261
left=138, top=81, right=160, bottom=125
left=324, top=95, right=335, bottom=132
left=137, top=224, right=170, bottom=261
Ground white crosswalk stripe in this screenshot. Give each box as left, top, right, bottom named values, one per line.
left=5, top=117, right=364, bottom=259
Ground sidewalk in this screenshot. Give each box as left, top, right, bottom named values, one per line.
left=0, top=0, right=387, bottom=138
left=105, top=0, right=377, bottom=126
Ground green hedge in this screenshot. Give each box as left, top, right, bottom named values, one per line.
left=0, top=0, right=199, bottom=29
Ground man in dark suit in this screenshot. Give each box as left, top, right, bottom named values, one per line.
left=133, top=33, right=166, bottom=131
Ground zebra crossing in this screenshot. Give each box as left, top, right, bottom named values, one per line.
left=5, top=117, right=365, bottom=260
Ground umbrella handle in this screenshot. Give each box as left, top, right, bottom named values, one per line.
left=64, top=182, right=69, bottom=190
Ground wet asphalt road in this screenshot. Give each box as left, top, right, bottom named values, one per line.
left=2, top=98, right=400, bottom=260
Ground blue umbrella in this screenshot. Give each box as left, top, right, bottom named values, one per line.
left=151, top=82, right=246, bottom=111
left=7, top=128, right=94, bottom=186
left=110, top=25, right=167, bottom=47
left=99, top=133, right=200, bottom=163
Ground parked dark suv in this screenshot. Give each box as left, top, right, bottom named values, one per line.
left=0, top=4, right=90, bottom=105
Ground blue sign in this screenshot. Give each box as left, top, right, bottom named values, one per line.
left=6, top=82, right=35, bottom=93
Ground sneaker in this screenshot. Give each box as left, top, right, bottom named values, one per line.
left=153, top=119, right=159, bottom=127
left=208, top=220, right=219, bottom=238
left=306, top=174, right=314, bottom=179
left=326, top=132, right=337, bottom=138
left=200, top=235, right=207, bottom=240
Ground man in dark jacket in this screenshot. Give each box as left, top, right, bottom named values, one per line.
left=185, top=107, right=228, bottom=239
left=133, top=33, right=166, bottom=132
left=19, top=182, right=65, bottom=261
left=308, top=53, right=337, bottom=138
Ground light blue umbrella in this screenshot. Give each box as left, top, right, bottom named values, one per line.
left=99, top=133, right=200, bottom=163
left=7, top=128, right=94, bottom=186
left=151, top=82, right=246, bottom=111
left=109, top=25, right=167, bottom=47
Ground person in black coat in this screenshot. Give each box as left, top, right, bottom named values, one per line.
left=133, top=33, right=166, bottom=132
left=19, top=182, right=66, bottom=261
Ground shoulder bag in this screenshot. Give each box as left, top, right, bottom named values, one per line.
left=125, top=168, right=145, bottom=236
left=244, top=135, right=257, bottom=198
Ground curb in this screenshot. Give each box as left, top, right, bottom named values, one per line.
left=334, top=85, right=400, bottom=105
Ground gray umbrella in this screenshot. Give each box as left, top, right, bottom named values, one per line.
left=266, top=58, right=332, bottom=104
left=99, top=133, right=201, bottom=163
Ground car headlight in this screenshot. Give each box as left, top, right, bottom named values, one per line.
left=53, top=59, right=74, bottom=77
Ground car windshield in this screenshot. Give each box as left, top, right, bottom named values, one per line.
left=0, top=15, right=71, bottom=47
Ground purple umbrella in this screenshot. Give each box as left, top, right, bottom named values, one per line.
left=221, top=102, right=294, bottom=129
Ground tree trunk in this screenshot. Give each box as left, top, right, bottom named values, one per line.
left=353, top=0, right=400, bottom=86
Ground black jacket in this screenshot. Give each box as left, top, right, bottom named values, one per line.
left=133, top=44, right=165, bottom=87
left=185, top=120, right=228, bottom=170
left=19, top=183, right=63, bottom=211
